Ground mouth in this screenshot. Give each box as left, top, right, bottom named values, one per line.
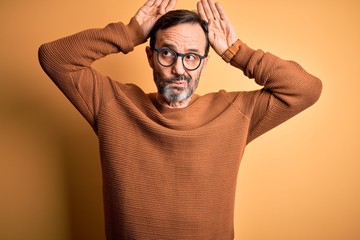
left=166, top=74, right=191, bottom=83
left=167, top=80, right=187, bottom=87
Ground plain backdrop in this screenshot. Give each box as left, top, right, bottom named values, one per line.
left=1, top=0, right=359, bottom=239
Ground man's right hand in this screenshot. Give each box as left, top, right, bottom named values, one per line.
left=134, top=0, right=177, bottom=38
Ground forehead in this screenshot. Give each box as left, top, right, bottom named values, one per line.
left=156, top=23, right=206, bottom=52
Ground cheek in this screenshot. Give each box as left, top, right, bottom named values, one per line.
left=154, top=64, right=172, bottom=79
left=190, top=70, right=202, bottom=84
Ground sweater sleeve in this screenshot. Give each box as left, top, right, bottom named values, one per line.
left=38, top=18, right=147, bottom=131
left=230, top=42, right=322, bottom=144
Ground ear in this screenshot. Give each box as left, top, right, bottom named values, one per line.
left=145, top=46, right=154, bottom=69
left=200, top=55, right=210, bottom=75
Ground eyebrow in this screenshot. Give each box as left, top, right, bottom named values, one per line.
left=160, top=43, right=200, bottom=54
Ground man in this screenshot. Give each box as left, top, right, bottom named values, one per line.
left=38, top=0, right=322, bottom=239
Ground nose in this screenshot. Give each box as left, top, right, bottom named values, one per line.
left=171, top=56, right=185, bottom=75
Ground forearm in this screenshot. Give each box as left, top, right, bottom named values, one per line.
left=37, top=18, right=146, bottom=128
left=230, top=42, right=322, bottom=109
left=38, top=18, right=146, bottom=78
left=197, top=0, right=322, bottom=105
left=228, top=42, right=322, bottom=143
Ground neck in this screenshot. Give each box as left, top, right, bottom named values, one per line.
left=156, top=94, right=192, bottom=109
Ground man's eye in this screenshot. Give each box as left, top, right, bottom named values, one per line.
left=162, top=50, right=173, bottom=57
left=185, top=54, right=197, bottom=61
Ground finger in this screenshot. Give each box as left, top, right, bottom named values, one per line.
left=215, top=2, right=229, bottom=21
left=165, top=0, right=177, bottom=12
left=151, top=0, right=164, bottom=9
left=200, top=0, right=215, bottom=21
left=207, top=0, right=221, bottom=20
left=143, top=0, right=156, bottom=8
left=197, top=1, right=208, bottom=22
left=158, top=0, right=170, bottom=14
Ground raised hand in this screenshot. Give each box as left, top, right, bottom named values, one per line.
left=134, top=0, right=177, bottom=37
left=197, top=0, right=238, bottom=56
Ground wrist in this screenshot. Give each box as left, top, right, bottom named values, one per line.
left=221, top=39, right=242, bottom=63
left=125, top=17, right=147, bottom=47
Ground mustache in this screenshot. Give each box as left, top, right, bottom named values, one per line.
left=165, top=74, right=191, bottom=83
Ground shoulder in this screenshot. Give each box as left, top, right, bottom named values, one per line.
left=197, top=89, right=263, bottom=117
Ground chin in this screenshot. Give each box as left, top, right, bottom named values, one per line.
left=163, top=87, right=191, bottom=104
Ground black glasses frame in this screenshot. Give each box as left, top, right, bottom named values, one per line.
left=154, top=48, right=205, bottom=71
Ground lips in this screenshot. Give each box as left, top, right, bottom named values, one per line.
left=166, top=74, right=191, bottom=82
left=171, top=80, right=187, bottom=84
left=167, top=80, right=187, bottom=88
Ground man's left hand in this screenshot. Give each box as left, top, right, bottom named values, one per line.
left=197, top=0, right=238, bottom=57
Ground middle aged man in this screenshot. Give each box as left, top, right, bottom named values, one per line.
left=38, top=0, right=322, bottom=239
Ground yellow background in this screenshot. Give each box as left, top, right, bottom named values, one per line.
left=1, top=0, right=359, bottom=239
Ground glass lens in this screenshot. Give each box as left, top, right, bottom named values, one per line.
left=156, top=48, right=202, bottom=70
left=183, top=53, right=201, bottom=70
left=158, top=49, right=176, bottom=67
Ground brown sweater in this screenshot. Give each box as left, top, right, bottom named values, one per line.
left=38, top=18, right=322, bottom=239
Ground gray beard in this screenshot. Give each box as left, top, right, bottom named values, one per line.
left=153, top=72, right=199, bottom=104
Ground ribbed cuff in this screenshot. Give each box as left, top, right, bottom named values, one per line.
left=229, top=41, right=256, bottom=72
left=125, top=17, right=147, bottom=47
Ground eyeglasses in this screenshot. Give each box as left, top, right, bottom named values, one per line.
left=154, top=48, right=205, bottom=71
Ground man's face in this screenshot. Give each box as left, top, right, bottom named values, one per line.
left=146, top=23, right=209, bottom=105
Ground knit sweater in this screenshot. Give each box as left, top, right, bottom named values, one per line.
left=38, top=17, right=322, bottom=240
